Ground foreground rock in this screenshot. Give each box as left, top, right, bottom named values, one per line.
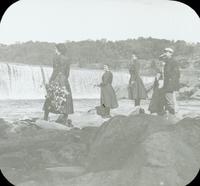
left=67, top=114, right=200, bottom=186
left=0, top=120, right=98, bottom=185
left=1, top=115, right=200, bottom=186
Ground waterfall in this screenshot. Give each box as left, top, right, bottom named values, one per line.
left=0, top=62, right=154, bottom=100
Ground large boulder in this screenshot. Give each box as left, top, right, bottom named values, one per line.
left=87, top=114, right=171, bottom=171
left=82, top=114, right=200, bottom=186
left=117, top=130, right=199, bottom=186
left=172, top=117, right=200, bottom=163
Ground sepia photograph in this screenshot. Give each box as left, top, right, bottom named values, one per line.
left=0, top=0, right=200, bottom=185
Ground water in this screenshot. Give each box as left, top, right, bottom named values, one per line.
left=1, top=99, right=200, bottom=127
left=1, top=62, right=199, bottom=126
left=0, top=62, right=154, bottom=99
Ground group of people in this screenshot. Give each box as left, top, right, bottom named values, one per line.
left=42, top=44, right=180, bottom=125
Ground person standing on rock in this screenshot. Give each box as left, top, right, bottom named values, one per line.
left=128, top=54, right=147, bottom=107
left=95, top=64, right=118, bottom=118
left=159, top=47, right=180, bottom=115
left=43, top=43, right=74, bottom=125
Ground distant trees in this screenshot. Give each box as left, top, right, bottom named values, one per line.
left=0, top=37, right=200, bottom=71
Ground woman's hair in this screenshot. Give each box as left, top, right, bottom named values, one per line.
left=55, top=43, right=66, bottom=55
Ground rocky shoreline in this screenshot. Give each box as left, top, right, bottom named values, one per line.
left=0, top=113, right=200, bottom=186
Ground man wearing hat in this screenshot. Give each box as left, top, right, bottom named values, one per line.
left=159, top=47, right=180, bottom=115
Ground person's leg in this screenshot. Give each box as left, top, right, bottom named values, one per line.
left=164, top=92, right=175, bottom=115
left=156, top=88, right=166, bottom=115
left=135, top=99, right=140, bottom=106
left=56, top=114, right=68, bottom=124
left=44, top=110, right=49, bottom=121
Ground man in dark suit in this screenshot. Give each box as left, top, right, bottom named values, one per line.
left=159, top=47, right=180, bottom=115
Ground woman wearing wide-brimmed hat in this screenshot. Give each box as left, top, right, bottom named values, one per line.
left=128, top=54, right=147, bottom=106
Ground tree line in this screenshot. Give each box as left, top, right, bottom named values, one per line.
left=0, top=37, right=200, bottom=72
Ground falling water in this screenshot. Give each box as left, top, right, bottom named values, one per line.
left=0, top=62, right=154, bottom=99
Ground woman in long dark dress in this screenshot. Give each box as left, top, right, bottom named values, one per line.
left=148, top=72, right=165, bottom=115
left=97, top=64, right=118, bottom=118
left=128, top=54, right=147, bottom=106
left=43, top=44, right=74, bottom=124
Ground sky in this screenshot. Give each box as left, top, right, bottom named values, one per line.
left=0, top=0, right=199, bottom=44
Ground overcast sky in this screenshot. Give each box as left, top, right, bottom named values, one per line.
left=0, top=0, right=199, bottom=44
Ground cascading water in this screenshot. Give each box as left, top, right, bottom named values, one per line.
left=0, top=62, right=154, bottom=100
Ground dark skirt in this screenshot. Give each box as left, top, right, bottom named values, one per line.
left=148, top=87, right=165, bottom=114
left=43, top=77, right=74, bottom=115
left=100, top=84, right=118, bottom=109
left=128, top=77, right=147, bottom=100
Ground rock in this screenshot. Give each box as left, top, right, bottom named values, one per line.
left=35, top=119, right=71, bottom=130
left=65, top=170, right=120, bottom=186
left=84, top=115, right=200, bottom=186
left=118, top=131, right=199, bottom=186
left=178, top=86, right=196, bottom=99
left=87, top=114, right=171, bottom=171
left=3, top=115, right=200, bottom=186
left=46, top=166, right=85, bottom=178
left=191, top=88, right=200, bottom=99
left=17, top=180, right=39, bottom=186
left=0, top=118, right=7, bottom=124
left=0, top=118, right=9, bottom=137
left=173, top=117, right=200, bottom=163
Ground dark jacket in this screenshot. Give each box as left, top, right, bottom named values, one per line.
left=163, top=59, right=180, bottom=92
left=100, top=71, right=118, bottom=109
left=128, top=61, right=147, bottom=100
